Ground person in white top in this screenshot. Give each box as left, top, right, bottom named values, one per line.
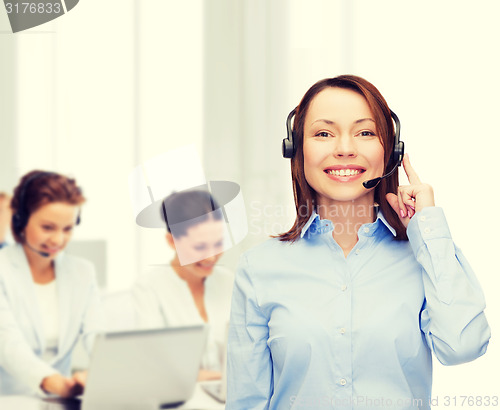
left=133, top=189, right=233, bottom=381
left=0, top=171, right=102, bottom=397
left=0, top=192, right=12, bottom=249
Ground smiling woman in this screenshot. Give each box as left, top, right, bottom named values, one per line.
left=133, top=189, right=234, bottom=382
left=0, top=170, right=102, bottom=397
left=226, top=75, right=491, bottom=410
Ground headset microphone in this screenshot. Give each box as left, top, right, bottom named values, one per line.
left=362, top=110, right=404, bottom=189
left=362, top=161, right=401, bottom=189
left=24, top=241, right=50, bottom=258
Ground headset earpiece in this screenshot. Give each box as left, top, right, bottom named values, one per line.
left=12, top=212, right=24, bottom=238
left=389, top=110, right=404, bottom=169
left=282, top=108, right=297, bottom=159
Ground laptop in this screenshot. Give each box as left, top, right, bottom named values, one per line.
left=79, top=325, right=208, bottom=410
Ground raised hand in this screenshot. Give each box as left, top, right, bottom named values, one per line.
left=385, top=153, right=435, bottom=228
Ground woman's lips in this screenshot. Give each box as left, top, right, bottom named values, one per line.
left=196, top=262, right=215, bottom=271
left=42, top=246, right=63, bottom=254
left=324, top=166, right=366, bottom=182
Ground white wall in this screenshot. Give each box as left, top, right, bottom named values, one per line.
left=2, top=0, right=204, bottom=291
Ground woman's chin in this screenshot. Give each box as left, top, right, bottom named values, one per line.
left=194, top=262, right=215, bottom=275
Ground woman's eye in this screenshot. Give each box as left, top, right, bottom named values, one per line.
left=358, top=131, right=376, bottom=137
left=42, top=226, right=53, bottom=231
left=194, top=245, right=207, bottom=252
left=64, top=227, right=73, bottom=232
left=315, top=131, right=331, bottom=138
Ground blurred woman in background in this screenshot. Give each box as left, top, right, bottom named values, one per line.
left=133, top=189, right=233, bottom=381
left=0, top=170, right=102, bottom=397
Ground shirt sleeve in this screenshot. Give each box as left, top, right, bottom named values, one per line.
left=0, top=276, right=58, bottom=394
left=407, top=206, right=491, bottom=365
left=226, top=254, right=273, bottom=409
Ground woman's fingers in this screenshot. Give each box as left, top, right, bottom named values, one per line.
left=41, top=374, right=80, bottom=398
left=386, top=190, right=414, bottom=228
left=397, top=188, right=408, bottom=218
left=72, top=371, right=87, bottom=387
left=388, top=154, right=435, bottom=218
left=400, top=187, right=416, bottom=218
left=402, top=154, right=422, bottom=185
left=386, top=193, right=408, bottom=227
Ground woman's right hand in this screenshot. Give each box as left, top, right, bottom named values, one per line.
left=40, top=373, right=84, bottom=398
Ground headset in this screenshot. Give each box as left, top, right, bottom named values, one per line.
left=282, top=107, right=405, bottom=189
left=12, top=171, right=81, bottom=244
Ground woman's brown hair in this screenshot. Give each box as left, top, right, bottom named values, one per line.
left=277, top=75, right=407, bottom=242
left=10, top=170, right=85, bottom=243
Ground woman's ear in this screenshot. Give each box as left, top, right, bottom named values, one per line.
left=165, top=232, right=176, bottom=250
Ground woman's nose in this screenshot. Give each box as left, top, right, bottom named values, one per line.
left=333, top=136, right=357, bottom=158
left=50, top=230, right=66, bottom=245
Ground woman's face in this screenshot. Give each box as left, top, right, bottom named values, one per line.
left=168, top=217, right=224, bottom=279
left=23, top=201, right=79, bottom=260
left=302, top=87, right=385, bottom=206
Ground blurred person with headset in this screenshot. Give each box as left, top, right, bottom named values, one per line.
left=0, top=192, right=12, bottom=249
left=227, top=75, right=490, bottom=409
left=133, top=189, right=233, bottom=382
left=0, top=170, right=102, bottom=397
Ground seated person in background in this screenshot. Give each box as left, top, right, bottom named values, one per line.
left=0, top=171, right=102, bottom=397
left=133, top=190, right=234, bottom=381
left=0, top=192, right=12, bottom=249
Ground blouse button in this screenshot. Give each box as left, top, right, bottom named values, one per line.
left=420, top=215, right=426, bottom=222
left=424, top=227, right=431, bottom=234
left=363, top=227, right=370, bottom=233
left=341, top=285, right=347, bottom=291
left=339, top=328, right=346, bottom=335
left=355, top=248, right=361, bottom=255
left=340, top=378, right=347, bottom=386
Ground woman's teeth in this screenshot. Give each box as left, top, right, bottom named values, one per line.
left=326, top=169, right=363, bottom=176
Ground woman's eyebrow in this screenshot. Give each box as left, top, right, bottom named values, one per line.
left=311, top=119, right=336, bottom=126
left=311, top=118, right=375, bottom=126
left=354, top=118, right=375, bottom=124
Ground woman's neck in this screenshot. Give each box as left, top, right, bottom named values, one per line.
left=170, top=255, right=205, bottom=289
left=316, top=195, right=377, bottom=256
left=170, top=255, right=208, bottom=322
left=23, top=245, right=55, bottom=284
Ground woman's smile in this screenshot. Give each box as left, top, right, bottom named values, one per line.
left=323, top=164, right=366, bottom=182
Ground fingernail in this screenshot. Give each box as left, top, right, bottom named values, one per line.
left=400, top=209, right=405, bottom=218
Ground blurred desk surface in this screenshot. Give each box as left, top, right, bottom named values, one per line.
left=0, top=383, right=224, bottom=410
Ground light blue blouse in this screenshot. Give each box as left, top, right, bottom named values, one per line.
left=227, top=207, right=490, bottom=410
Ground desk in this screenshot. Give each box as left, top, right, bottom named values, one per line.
left=0, top=384, right=224, bottom=410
